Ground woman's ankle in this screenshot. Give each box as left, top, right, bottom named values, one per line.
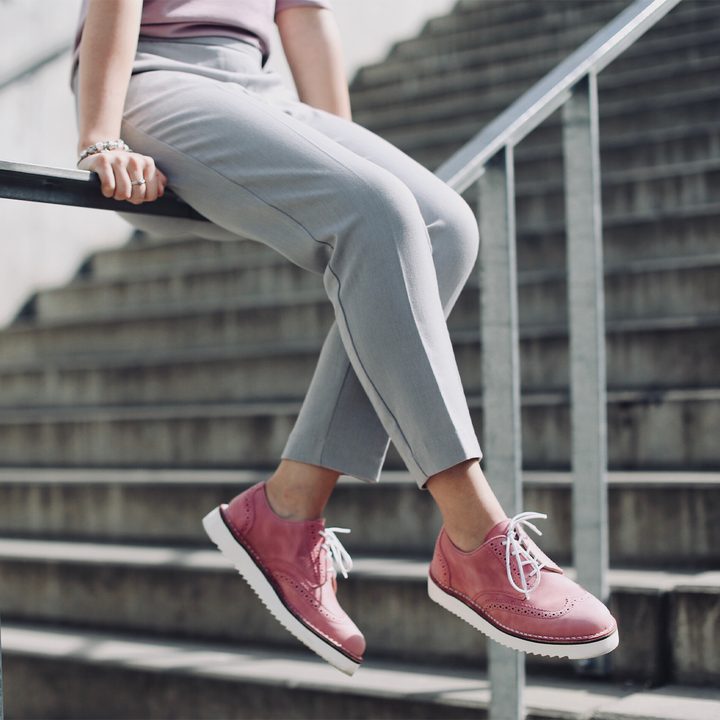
left=265, top=459, right=341, bottom=522
left=426, top=460, right=506, bottom=552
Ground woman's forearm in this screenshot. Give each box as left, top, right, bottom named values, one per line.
left=277, top=7, right=351, bottom=121
left=76, top=0, right=166, bottom=204
left=77, top=0, right=143, bottom=155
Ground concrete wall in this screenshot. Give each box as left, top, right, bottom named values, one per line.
left=0, top=0, right=457, bottom=327
left=0, top=0, right=131, bottom=327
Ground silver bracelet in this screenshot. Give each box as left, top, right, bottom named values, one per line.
left=77, top=139, right=132, bottom=166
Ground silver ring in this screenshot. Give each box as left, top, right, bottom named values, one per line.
left=131, top=178, right=146, bottom=186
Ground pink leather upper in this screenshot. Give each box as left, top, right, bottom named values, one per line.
left=430, top=520, right=617, bottom=644
left=223, top=482, right=365, bottom=660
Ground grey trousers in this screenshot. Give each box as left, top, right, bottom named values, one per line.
left=116, top=37, right=482, bottom=487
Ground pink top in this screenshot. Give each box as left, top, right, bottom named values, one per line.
left=74, top=0, right=333, bottom=66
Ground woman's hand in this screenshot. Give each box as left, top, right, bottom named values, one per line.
left=78, top=150, right=167, bottom=205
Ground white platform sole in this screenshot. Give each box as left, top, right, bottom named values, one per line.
left=202, top=506, right=361, bottom=676
left=428, top=576, right=619, bottom=660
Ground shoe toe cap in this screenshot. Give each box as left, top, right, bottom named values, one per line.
left=565, top=591, right=617, bottom=640
left=342, top=629, right=366, bottom=659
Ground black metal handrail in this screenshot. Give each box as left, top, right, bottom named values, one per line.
left=0, top=160, right=207, bottom=220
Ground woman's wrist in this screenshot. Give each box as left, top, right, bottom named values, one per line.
left=77, top=139, right=133, bottom=166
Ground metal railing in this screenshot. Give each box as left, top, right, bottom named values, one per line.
left=0, top=0, right=683, bottom=717
left=436, top=0, right=682, bottom=717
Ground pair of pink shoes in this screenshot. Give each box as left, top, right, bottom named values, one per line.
left=203, top=482, right=618, bottom=676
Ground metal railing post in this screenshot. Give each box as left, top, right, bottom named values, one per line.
left=478, top=146, right=526, bottom=720
left=562, top=73, right=610, bottom=672
left=0, top=595, right=4, bottom=720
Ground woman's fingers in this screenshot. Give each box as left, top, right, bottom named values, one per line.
left=78, top=151, right=165, bottom=204
left=124, top=154, right=147, bottom=204
left=79, top=152, right=117, bottom=197
left=113, top=157, right=134, bottom=201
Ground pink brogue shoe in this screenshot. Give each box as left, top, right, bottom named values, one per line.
left=428, top=512, right=619, bottom=659
left=202, top=482, right=365, bottom=675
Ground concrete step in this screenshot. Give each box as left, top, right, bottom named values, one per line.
left=0, top=541, right=718, bottom=683
left=515, top=253, right=720, bottom=326
left=4, top=248, right=719, bottom=362
left=374, top=78, right=720, bottom=157
left=32, top=255, right=325, bottom=322
left=354, top=1, right=719, bottom=90
left=355, top=57, right=720, bottom=141
left=0, top=386, right=718, bottom=469
left=26, top=243, right=720, bottom=325
left=0, top=539, right=720, bottom=684
left=413, top=0, right=720, bottom=56
left=421, top=0, right=626, bottom=40
left=7, top=624, right=718, bottom=720
left=0, top=469, right=717, bottom=567
left=392, top=1, right=627, bottom=61
left=504, top=123, right=720, bottom=191
left=352, top=24, right=720, bottom=114
left=0, top=291, right=336, bottom=363
left=354, top=14, right=614, bottom=89
left=515, top=160, right=720, bottom=228
left=87, top=235, right=274, bottom=281
left=0, top=317, right=718, bottom=407
left=516, top=203, right=720, bottom=274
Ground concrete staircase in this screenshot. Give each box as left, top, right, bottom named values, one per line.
left=1, top=0, right=720, bottom=717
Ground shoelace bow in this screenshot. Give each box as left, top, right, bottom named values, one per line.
left=319, top=527, right=353, bottom=579
left=501, top=512, right=548, bottom=600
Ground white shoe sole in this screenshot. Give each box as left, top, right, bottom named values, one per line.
left=428, top=576, right=619, bottom=660
left=202, top=506, right=361, bottom=676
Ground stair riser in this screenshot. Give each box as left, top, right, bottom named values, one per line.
left=356, top=74, right=720, bottom=139
left=0, top=558, right=675, bottom=682
left=0, top=302, right=337, bottom=362
left=2, top=655, right=474, bottom=720
left=0, top=327, right=718, bottom=407
left=354, top=38, right=720, bottom=111
left=32, top=257, right=720, bottom=326
left=416, top=128, right=720, bottom=179
left=671, top=590, right=720, bottom=685
left=422, top=0, right=624, bottom=39
left=513, top=216, right=720, bottom=275
left=587, top=215, right=720, bottom=268
left=403, top=2, right=718, bottom=59
left=36, top=263, right=325, bottom=322
left=1, top=480, right=717, bottom=568
left=378, top=94, right=720, bottom=157
left=90, top=239, right=274, bottom=280
left=359, top=3, right=720, bottom=93
left=0, top=396, right=718, bottom=469
left=515, top=170, right=720, bottom=228
left=520, top=131, right=720, bottom=186
left=515, top=266, right=720, bottom=326
left=355, top=24, right=606, bottom=89
left=0, top=412, right=298, bottom=468
left=356, top=57, right=720, bottom=124
left=392, top=3, right=623, bottom=61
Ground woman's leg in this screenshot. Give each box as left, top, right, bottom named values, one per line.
left=122, top=62, right=616, bottom=668
left=269, top=105, right=505, bottom=544
left=122, top=68, right=482, bottom=490
left=280, top=107, right=482, bottom=486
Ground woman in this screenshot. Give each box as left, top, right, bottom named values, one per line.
left=74, top=0, right=618, bottom=676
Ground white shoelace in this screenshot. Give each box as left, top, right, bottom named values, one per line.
left=320, top=527, right=353, bottom=579
left=501, top=512, right=548, bottom=600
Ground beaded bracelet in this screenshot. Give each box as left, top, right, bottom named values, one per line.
left=77, top=139, right=132, bottom=166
